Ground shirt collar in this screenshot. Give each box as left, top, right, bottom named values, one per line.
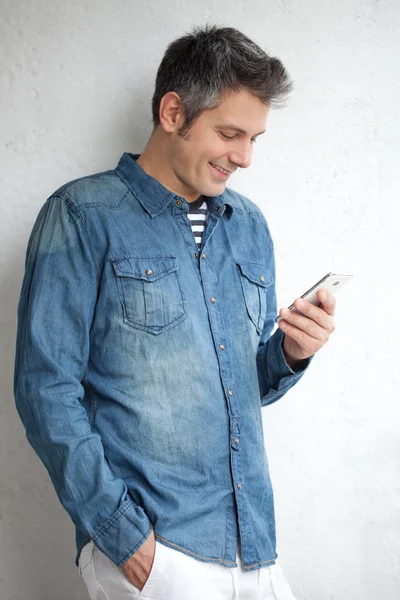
left=115, top=152, right=235, bottom=219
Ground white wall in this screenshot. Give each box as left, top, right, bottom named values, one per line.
left=1, top=1, right=399, bottom=599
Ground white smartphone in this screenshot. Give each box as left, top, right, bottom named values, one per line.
left=275, top=272, right=353, bottom=323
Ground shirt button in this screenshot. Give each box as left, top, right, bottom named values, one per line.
left=260, top=275, right=265, bottom=282
left=237, top=483, right=242, bottom=490
left=219, top=344, right=225, bottom=351
left=201, top=253, right=206, bottom=259
left=228, top=389, right=233, bottom=396
left=210, top=297, right=216, bottom=303
left=234, top=438, right=239, bottom=445
left=145, top=269, right=153, bottom=276
left=176, top=199, right=182, bottom=206
left=194, top=253, right=199, bottom=258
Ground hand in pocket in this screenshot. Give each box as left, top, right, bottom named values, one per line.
left=120, top=529, right=156, bottom=592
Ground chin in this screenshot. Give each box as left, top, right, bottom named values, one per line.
left=201, top=182, right=227, bottom=197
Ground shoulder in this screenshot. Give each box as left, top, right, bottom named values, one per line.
left=50, top=168, right=129, bottom=211
left=221, top=187, right=275, bottom=254
left=221, top=186, right=266, bottom=219
left=221, top=186, right=273, bottom=237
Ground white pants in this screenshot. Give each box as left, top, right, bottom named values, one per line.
left=79, top=539, right=297, bottom=600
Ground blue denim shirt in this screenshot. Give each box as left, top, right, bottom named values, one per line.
left=14, top=152, right=311, bottom=572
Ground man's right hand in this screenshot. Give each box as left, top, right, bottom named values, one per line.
left=120, top=528, right=156, bottom=592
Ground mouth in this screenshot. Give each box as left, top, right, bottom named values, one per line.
left=209, top=162, right=232, bottom=179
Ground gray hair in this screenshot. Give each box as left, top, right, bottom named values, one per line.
left=151, top=24, right=293, bottom=137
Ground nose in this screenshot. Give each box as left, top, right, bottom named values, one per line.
left=229, top=141, right=253, bottom=169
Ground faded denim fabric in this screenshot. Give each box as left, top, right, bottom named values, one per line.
left=14, top=153, right=312, bottom=572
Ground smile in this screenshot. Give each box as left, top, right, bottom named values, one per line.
left=209, top=163, right=231, bottom=178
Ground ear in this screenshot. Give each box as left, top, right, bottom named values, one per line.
left=159, top=92, right=185, bottom=133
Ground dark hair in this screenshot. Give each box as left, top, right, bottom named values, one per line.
left=151, top=24, right=293, bottom=136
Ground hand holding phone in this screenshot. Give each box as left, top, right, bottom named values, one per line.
left=275, top=272, right=353, bottom=323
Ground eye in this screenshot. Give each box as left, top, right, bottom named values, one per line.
left=219, top=132, right=257, bottom=143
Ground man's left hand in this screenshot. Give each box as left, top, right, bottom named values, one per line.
left=278, top=289, right=336, bottom=367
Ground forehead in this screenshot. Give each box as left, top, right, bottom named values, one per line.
left=205, top=88, right=269, bottom=130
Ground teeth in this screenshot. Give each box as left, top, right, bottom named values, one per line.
left=212, top=163, right=229, bottom=175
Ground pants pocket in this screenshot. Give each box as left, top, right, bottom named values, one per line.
left=79, top=541, right=111, bottom=600
left=134, top=540, right=160, bottom=599
left=79, top=541, right=95, bottom=577
left=79, top=540, right=162, bottom=600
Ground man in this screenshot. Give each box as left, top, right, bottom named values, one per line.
left=14, top=25, right=335, bottom=600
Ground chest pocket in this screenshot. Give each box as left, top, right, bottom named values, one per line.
left=111, top=255, right=187, bottom=335
left=236, top=262, right=273, bottom=335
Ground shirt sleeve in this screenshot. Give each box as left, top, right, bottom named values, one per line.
left=256, top=215, right=313, bottom=407
left=13, top=194, right=151, bottom=567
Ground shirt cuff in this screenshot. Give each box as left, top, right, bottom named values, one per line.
left=279, top=333, right=313, bottom=373
left=266, top=327, right=313, bottom=393
left=92, top=497, right=152, bottom=567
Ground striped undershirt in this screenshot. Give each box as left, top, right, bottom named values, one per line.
left=187, top=195, right=209, bottom=250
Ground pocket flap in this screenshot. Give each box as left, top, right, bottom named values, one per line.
left=111, top=256, right=178, bottom=282
left=236, top=262, right=273, bottom=287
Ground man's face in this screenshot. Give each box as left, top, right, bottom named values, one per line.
left=169, top=88, right=269, bottom=201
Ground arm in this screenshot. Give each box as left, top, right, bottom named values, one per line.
left=14, top=194, right=151, bottom=567
left=256, top=219, right=313, bottom=408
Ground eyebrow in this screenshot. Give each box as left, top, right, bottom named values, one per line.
left=215, top=124, right=266, bottom=136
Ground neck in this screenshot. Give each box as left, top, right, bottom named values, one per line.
left=136, top=129, right=201, bottom=203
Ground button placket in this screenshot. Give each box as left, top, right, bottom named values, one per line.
left=230, top=417, right=241, bottom=450
left=231, top=434, right=242, bottom=450
left=173, top=196, right=204, bottom=266
left=197, top=225, right=248, bottom=543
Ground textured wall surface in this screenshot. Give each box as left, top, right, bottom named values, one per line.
left=1, top=1, right=399, bottom=599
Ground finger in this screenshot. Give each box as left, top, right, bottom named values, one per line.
left=279, top=308, right=328, bottom=342
left=278, top=319, right=321, bottom=352
left=291, top=298, right=336, bottom=332
left=317, top=289, right=336, bottom=316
